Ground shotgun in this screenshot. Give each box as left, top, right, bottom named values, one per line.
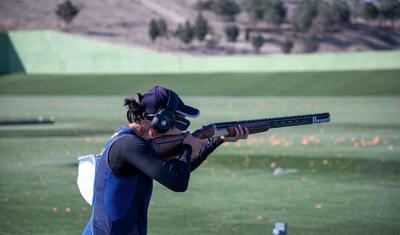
left=151, top=112, right=330, bottom=158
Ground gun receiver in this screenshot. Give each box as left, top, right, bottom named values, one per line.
left=151, top=112, right=330, bottom=158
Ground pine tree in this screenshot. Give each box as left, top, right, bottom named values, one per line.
left=178, top=21, right=194, bottom=45
left=149, top=19, right=160, bottom=42
left=157, top=19, right=168, bottom=37
left=194, top=13, right=209, bottom=41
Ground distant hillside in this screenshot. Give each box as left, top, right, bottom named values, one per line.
left=3, top=31, right=400, bottom=74
left=1, top=0, right=399, bottom=55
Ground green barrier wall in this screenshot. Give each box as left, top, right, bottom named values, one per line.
left=3, top=30, right=400, bottom=74
left=0, top=34, right=25, bottom=74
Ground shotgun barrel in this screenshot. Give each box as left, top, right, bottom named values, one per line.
left=152, top=112, right=330, bottom=158
left=196, top=112, right=330, bottom=137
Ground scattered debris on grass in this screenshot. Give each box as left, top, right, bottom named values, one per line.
left=273, top=167, right=299, bottom=176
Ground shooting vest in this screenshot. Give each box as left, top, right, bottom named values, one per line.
left=82, top=126, right=153, bottom=235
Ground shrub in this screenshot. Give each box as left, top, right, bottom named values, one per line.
left=265, top=0, right=286, bottom=26
left=195, top=0, right=215, bottom=11
left=361, top=2, right=379, bottom=21
left=280, top=38, right=294, bottom=54
left=56, top=0, right=80, bottom=25
left=380, top=0, right=400, bottom=22
left=251, top=34, right=265, bottom=53
left=212, top=0, right=241, bottom=21
left=225, top=24, right=240, bottom=42
left=241, top=0, right=267, bottom=21
left=330, top=0, right=351, bottom=25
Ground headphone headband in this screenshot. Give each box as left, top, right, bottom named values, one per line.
left=129, top=87, right=192, bottom=133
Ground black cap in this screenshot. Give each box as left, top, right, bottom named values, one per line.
left=140, top=86, right=200, bottom=118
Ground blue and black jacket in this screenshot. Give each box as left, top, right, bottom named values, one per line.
left=82, top=126, right=222, bottom=235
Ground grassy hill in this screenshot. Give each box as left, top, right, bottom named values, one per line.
left=1, top=0, right=400, bottom=54
left=3, top=31, right=400, bottom=74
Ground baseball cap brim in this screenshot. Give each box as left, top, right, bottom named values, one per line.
left=176, top=101, right=200, bottom=118
left=141, top=86, right=200, bottom=118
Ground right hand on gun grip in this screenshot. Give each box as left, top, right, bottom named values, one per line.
left=183, top=133, right=207, bottom=159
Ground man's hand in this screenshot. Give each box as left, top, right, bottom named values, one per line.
left=183, top=133, right=207, bottom=159
left=221, top=125, right=250, bottom=142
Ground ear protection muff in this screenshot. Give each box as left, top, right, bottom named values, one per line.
left=127, top=110, right=133, bottom=123
left=151, top=108, right=176, bottom=133
left=150, top=90, right=179, bottom=133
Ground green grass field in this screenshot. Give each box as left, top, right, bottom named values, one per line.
left=1, top=71, right=399, bottom=235
left=1, top=70, right=400, bottom=96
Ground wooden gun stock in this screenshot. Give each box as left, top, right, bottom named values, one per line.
left=151, top=112, right=330, bottom=159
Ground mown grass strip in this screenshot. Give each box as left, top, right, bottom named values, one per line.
left=1, top=70, right=400, bottom=96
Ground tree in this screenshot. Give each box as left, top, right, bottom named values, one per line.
left=149, top=19, right=160, bottom=41
left=178, top=21, right=194, bottom=45
left=293, top=0, right=318, bottom=31
left=361, top=2, right=379, bottom=22
left=314, top=0, right=333, bottom=31
left=313, top=0, right=350, bottom=31
left=56, top=0, right=80, bottom=25
left=241, top=0, right=267, bottom=21
left=194, top=13, right=209, bottom=41
left=280, top=37, right=294, bottom=54
left=157, top=19, right=168, bottom=37
left=212, top=0, right=241, bottom=21
left=174, top=23, right=184, bottom=37
left=195, top=0, right=215, bottom=11
left=225, top=24, right=240, bottom=42
left=251, top=34, right=265, bottom=53
left=265, top=0, right=286, bottom=26
left=380, top=0, right=400, bottom=26
left=149, top=18, right=168, bottom=41
left=330, top=0, right=351, bottom=25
